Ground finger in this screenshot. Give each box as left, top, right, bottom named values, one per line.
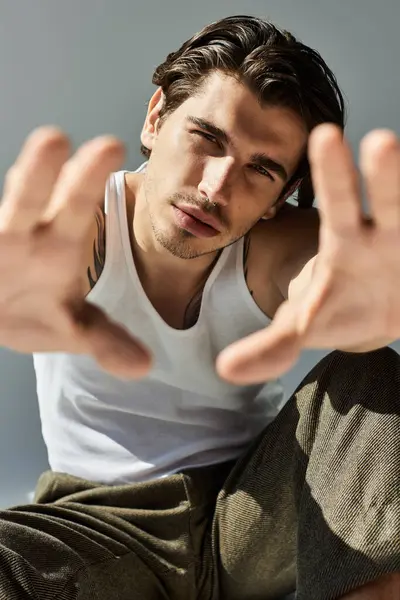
left=216, top=301, right=302, bottom=384
left=0, top=127, right=70, bottom=233
left=90, top=321, right=152, bottom=380
left=45, top=136, right=126, bottom=241
left=309, top=124, right=362, bottom=232
left=359, top=129, right=400, bottom=230
left=70, top=301, right=152, bottom=379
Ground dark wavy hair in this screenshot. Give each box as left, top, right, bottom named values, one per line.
left=142, top=15, right=346, bottom=208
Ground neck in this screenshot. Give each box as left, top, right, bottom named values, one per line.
left=125, top=173, right=220, bottom=294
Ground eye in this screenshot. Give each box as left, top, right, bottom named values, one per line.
left=250, top=164, right=275, bottom=182
left=193, top=130, right=220, bottom=146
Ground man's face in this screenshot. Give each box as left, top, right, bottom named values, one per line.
left=141, top=71, right=308, bottom=259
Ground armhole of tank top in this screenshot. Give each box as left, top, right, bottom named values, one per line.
left=235, top=236, right=271, bottom=326
left=86, top=164, right=148, bottom=302
left=85, top=172, right=120, bottom=302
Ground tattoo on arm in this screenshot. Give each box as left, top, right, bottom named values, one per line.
left=243, top=234, right=254, bottom=296
left=87, top=205, right=106, bottom=290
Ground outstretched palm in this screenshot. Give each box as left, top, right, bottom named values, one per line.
left=218, top=124, right=400, bottom=384
left=0, top=128, right=151, bottom=378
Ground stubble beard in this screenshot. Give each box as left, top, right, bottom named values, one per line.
left=143, top=177, right=254, bottom=260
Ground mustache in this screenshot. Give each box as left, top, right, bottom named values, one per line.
left=170, top=192, right=228, bottom=228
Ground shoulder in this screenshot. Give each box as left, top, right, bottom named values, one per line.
left=246, top=203, right=320, bottom=307
left=249, top=202, right=319, bottom=268
left=251, top=202, right=319, bottom=247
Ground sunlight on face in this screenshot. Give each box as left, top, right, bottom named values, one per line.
left=143, top=72, right=308, bottom=259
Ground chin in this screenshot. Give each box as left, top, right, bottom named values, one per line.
left=154, top=228, right=216, bottom=259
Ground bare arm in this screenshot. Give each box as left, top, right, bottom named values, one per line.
left=338, top=573, right=400, bottom=599
left=82, top=203, right=106, bottom=296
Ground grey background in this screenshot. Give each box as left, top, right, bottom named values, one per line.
left=0, top=0, right=399, bottom=507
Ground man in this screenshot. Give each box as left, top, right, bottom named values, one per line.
left=0, top=14, right=399, bottom=600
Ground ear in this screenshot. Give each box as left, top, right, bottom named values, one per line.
left=261, top=179, right=302, bottom=220
left=140, top=87, right=164, bottom=151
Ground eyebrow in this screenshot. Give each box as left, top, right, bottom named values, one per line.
left=186, top=116, right=289, bottom=183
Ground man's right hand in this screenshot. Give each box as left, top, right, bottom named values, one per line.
left=0, top=127, right=151, bottom=378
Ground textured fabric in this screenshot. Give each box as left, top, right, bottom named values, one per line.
left=213, top=348, right=400, bottom=599
left=1, top=349, right=400, bottom=599
left=32, top=167, right=283, bottom=485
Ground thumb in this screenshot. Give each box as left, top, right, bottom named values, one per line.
left=72, top=302, right=152, bottom=379
left=216, top=300, right=303, bottom=384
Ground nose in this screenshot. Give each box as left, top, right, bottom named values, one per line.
left=198, top=158, right=234, bottom=207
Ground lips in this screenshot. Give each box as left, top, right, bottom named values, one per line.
left=171, top=206, right=220, bottom=239
left=176, top=204, right=221, bottom=232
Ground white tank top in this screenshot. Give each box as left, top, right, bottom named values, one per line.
left=33, top=167, right=285, bottom=484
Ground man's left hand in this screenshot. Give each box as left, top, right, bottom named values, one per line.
left=217, top=123, right=400, bottom=384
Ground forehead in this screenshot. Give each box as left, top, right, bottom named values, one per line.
left=175, top=71, right=308, bottom=172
